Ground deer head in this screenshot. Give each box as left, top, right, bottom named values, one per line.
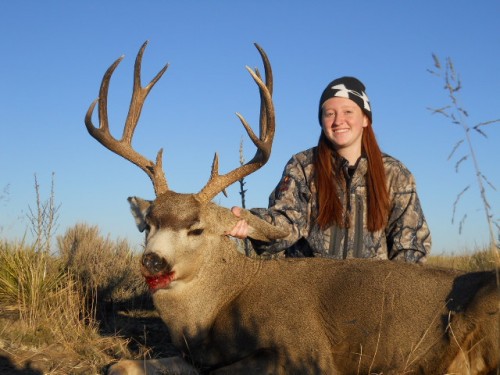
left=85, top=42, right=288, bottom=293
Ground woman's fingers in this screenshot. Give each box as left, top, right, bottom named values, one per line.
left=226, top=217, right=249, bottom=239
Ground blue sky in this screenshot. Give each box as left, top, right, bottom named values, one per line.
left=1, top=1, right=499, bottom=254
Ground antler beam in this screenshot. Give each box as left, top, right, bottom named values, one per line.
left=85, top=42, right=274, bottom=201
left=195, top=43, right=275, bottom=203
left=85, top=41, right=169, bottom=196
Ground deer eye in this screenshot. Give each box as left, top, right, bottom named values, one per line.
left=143, top=221, right=158, bottom=239
left=188, top=228, right=204, bottom=236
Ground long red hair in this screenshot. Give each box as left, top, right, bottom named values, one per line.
left=314, top=122, right=390, bottom=232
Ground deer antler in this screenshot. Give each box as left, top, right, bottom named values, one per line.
left=85, top=41, right=170, bottom=196
left=195, top=43, right=275, bottom=203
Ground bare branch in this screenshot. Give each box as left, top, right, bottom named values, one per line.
left=447, top=139, right=464, bottom=161
left=458, top=214, right=467, bottom=235
left=473, top=127, right=488, bottom=138
left=427, top=106, right=451, bottom=118
left=457, top=107, right=468, bottom=117
left=481, top=173, right=497, bottom=192
left=474, top=119, right=500, bottom=129
left=26, top=173, right=60, bottom=253
left=431, top=53, right=441, bottom=69
left=454, top=155, right=468, bottom=173
left=451, top=185, right=470, bottom=224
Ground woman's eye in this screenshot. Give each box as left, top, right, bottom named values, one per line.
left=188, top=228, right=204, bottom=236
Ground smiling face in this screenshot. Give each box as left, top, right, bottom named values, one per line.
left=320, top=96, right=369, bottom=165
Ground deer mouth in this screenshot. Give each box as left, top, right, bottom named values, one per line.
left=144, top=272, right=176, bottom=292
left=141, top=253, right=175, bottom=292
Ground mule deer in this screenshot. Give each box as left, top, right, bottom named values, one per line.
left=85, top=42, right=499, bottom=375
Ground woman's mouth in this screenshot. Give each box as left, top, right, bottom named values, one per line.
left=333, top=128, right=349, bottom=134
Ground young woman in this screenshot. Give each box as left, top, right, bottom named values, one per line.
left=229, top=76, right=431, bottom=263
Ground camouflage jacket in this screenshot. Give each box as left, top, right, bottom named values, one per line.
left=250, top=147, right=431, bottom=263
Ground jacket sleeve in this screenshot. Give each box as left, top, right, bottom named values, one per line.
left=385, top=168, right=431, bottom=263
left=249, top=154, right=313, bottom=255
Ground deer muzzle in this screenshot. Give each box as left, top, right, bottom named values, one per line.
left=142, top=252, right=169, bottom=274
left=141, top=253, right=175, bottom=292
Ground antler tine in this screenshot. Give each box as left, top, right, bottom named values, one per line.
left=254, top=43, right=273, bottom=141
left=196, top=43, right=275, bottom=203
left=85, top=41, right=170, bottom=196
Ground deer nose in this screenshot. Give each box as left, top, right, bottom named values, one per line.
left=142, top=253, right=168, bottom=274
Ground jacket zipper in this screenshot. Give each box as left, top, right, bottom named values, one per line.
left=342, top=162, right=352, bottom=259
left=353, top=194, right=364, bottom=257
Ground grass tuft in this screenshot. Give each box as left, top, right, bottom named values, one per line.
left=0, top=227, right=155, bottom=374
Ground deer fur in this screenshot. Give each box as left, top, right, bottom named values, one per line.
left=106, top=191, right=499, bottom=375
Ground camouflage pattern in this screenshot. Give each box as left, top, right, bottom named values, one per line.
left=250, top=147, right=431, bottom=263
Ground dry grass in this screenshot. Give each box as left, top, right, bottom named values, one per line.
left=0, top=225, right=174, bottom=374
left=0, top=226, right=497, bottom=374
left=57, top=223, right=147, bottom=303
left=426, top=246, right=499, bottom=272
left=0, top=242, right=116, bottom=373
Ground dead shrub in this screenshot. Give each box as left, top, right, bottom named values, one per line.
left=57, top=223, right=147, bottom=304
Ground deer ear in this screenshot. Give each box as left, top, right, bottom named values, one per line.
left=128, top=196, right=152, bottom=232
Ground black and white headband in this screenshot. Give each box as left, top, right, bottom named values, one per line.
left=318, top=76, right=372, bottom=123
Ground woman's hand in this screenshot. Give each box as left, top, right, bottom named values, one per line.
left=226, top=206, right=250, bottom=239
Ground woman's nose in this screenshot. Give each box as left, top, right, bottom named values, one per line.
left=333, top=113, right=344, bottom=124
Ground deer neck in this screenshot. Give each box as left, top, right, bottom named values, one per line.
left=151, top=234, right=259, bottom=345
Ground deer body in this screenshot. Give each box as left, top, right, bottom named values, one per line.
left=132, top=193, right=499, bottom=374
left=85, top=42, right=499, bottom=375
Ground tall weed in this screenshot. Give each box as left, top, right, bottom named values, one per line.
left=0, top=240, right=65, bottom=326
left=427, top=55, right=499, bottom=258
left=26, top=173, right=60, bottom=253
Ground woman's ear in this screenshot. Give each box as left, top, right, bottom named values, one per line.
left=363, top=114, right=369, bottom=128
